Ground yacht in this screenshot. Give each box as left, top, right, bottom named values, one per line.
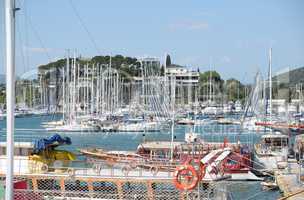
left=46, top=121, right=100, bottom=132
left=254, top=132, right=289, bottom=172
left=202, top=106, right=223, bottom=116
left=117, top=121, right=161, bottom=132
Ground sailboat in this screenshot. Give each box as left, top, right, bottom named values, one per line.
left=254, top=48, right=289, bottom=172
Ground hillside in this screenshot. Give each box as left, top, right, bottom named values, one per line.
left=273, top=66, right=304, bottom=86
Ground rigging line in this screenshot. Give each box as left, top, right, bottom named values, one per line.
left=16, top=11, right=26, bottom=74
left=22, top=0, right=30, bottom=72
left=26, top=14, right=52, bottom=63
left=0, top=1, right=5, bottom=73
left=68, top=0, right=102, bottom=55
left=16, top=0, right=32, bottom=72
left=230, top=151, right=275, bottom=177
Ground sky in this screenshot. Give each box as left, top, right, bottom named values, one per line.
left=0, top=0, right=304, bottom=82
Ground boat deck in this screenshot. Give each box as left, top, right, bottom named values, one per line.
left=275, top=160, right=304, bottom=200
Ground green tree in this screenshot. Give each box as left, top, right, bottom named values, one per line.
left=225, top=78, right=245, bottom=102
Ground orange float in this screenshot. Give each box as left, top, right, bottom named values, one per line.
left=173, top=164, right=201, bottom=191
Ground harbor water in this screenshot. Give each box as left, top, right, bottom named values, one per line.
left=0, top=114, right=281, bottom=199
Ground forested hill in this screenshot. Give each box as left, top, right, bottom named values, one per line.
left=273, top=66, right=304, bottom=86
left=38, top=55, right=142, bottom=77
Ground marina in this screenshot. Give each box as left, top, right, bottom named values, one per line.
left=1, top=0, right=304, bottom=199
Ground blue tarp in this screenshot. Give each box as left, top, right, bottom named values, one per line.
left=33, top=134, right=72, bottom=153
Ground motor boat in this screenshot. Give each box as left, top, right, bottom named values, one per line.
left=254, top=132, right=289, bottom=173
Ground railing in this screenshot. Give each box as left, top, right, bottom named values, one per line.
left=8, top=176, right=229, bottom=200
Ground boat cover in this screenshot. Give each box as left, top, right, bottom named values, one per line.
left=33, top=134, right=72, bottom=153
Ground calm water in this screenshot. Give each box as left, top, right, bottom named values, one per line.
left=0, top=115, right=280, bottom=199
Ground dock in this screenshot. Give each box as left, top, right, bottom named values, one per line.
left=275, top=159, right=304, bottom=200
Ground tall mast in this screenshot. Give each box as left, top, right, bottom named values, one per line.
left=209, top=58, right=212, bottom=103
left=269, top=48, right=272, bottom=122
left=77, top=62, right=80, bottom=114
left=66, top=50, right=70, bottom=124
left=62, top=57, right=65, bottom=121
left=91, top=64, right=95, bottom=114
left=5, top=0, right=17, bottom=199
left=170, top=75, right=176, bottom=161
left=73, top=50, right=77, bottom=120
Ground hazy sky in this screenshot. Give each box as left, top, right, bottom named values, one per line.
left=0, top=0, right=304, bottom=82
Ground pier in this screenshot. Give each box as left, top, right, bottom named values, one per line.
left=276, top=160, right=304, bottom=200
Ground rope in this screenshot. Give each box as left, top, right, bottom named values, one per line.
left=68, top=0, right=102, bottom=55
left=230, top=151, right=275, bottom=178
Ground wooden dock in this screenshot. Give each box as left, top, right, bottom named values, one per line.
left=276, top=160, right=304, bottom=200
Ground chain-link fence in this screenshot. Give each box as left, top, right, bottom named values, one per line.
left=1, top=175, right=231, bottom=200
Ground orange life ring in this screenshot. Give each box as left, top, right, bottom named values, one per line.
left=173, top=164, right=200, bottom=191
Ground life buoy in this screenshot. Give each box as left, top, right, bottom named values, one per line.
left=173, top=164, right=200, bottom=191
left=93, top=163, right=102, bottom=174
left=122, top=165, right=131, bottom=176
left=41, top=164, right=48, bottom=173
left=67, top=168, right=75, bottom=176
left=149, top=166, right=159, bottom=176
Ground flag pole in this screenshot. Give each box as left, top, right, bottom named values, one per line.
left=5, top=0, right=17, bottom=199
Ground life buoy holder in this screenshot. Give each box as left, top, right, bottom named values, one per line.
left=173, top=164, right=200, bottom=191
left=149, top=166, right=159, bottom=176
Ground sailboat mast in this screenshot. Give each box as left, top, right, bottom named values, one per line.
left=63, top=58, right=65, bottom=121
left=269, top=48, right=272, bottom=121
left=73, top=50, right=77, bottom=120
left=209, top=58, right=212, bottom=103
left=66, top=50, right=70, bottom=124
left=170, top=75, right=176, bottom=161
left=5, top=0, right=17, bottom=199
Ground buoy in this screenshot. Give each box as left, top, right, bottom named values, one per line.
left=67, top=168, right=75, bottom=176
left=122, top=165, right=131, bottom=176
left=93, top=163, right=102, bottom=174
left=149, top=166, right=159, bottom=176
left=41, top=164, right=48, bottom=173
left=173, top=164, right=200, bottom=191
